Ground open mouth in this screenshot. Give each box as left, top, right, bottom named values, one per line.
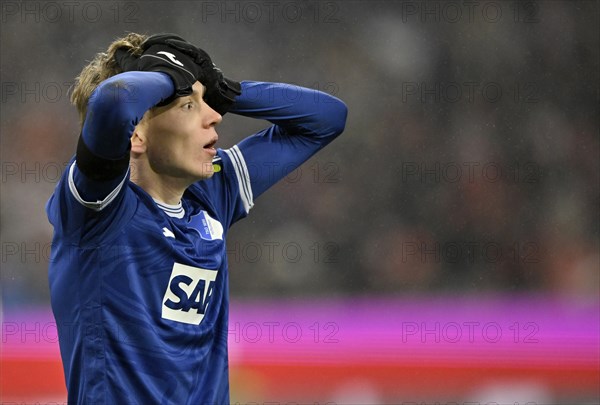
left=203, top=137, right=218, bottom=150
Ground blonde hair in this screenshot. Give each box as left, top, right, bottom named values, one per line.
left=70, top=32, right=147, bottom=124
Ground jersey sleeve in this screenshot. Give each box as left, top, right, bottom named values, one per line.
left=229, top=81, right=348, bottom=200
left=194, top=81, right=347, bottom=227
left=46, top=72, right=175, bottom=242
left=72, top=71, right=174, bottom=205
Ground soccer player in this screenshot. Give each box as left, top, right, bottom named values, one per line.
left=46, top=33, right=347, bottom=404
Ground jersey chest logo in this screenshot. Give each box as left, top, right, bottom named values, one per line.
left=161, top=262, right=218, bottom=325
left=188, top=210, right=223, bottom=241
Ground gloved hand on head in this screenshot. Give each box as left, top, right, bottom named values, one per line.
left=115, top=33, right=241, bottom=115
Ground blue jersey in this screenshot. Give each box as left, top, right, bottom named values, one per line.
left=46, top=74, right=347, bottom=404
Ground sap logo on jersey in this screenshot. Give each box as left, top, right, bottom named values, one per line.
left=162, top=262, right=218, bottom=325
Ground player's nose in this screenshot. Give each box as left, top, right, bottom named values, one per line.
left=204, top=102, right=222, bottom=127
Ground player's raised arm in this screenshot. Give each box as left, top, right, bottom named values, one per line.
left=77, top=71, right=173, bottom=176
left=227, top=81, right=348, bottom=199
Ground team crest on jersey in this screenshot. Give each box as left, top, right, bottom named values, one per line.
left=161, top=262, right=218, bottom=325
left=188, top=210, right=223, bottom=240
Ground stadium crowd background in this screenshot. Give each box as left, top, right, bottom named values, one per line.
left=1, top=1, right=598, bottom=403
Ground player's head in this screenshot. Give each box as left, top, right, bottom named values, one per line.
left=130, top=80, right=222, bottom=183
left=71, top=33, right=225, bottom=184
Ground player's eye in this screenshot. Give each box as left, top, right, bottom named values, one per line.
left=182, top=101, right=194, bottom=110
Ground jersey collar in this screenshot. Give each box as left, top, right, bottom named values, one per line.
left=153, top=199, right=185, bottom=219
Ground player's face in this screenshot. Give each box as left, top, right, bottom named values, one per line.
left=140, top=81, right=222, bottom=182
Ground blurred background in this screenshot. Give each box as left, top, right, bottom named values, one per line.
left=1, top=0, right=598, bottom=403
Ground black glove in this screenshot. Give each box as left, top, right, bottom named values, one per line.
left=202, top=66, right=242, bottom=116
left=141, top=33, right=242, bottom=115
left=115, top=42, right=202, bottom=106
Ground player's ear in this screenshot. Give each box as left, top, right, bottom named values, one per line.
left=130, top=126, right=147, bottom=155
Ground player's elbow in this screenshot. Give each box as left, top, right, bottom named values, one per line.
left=330, top=99, right=348, bottom=136
left=320, top=97, right=348, bottom=138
